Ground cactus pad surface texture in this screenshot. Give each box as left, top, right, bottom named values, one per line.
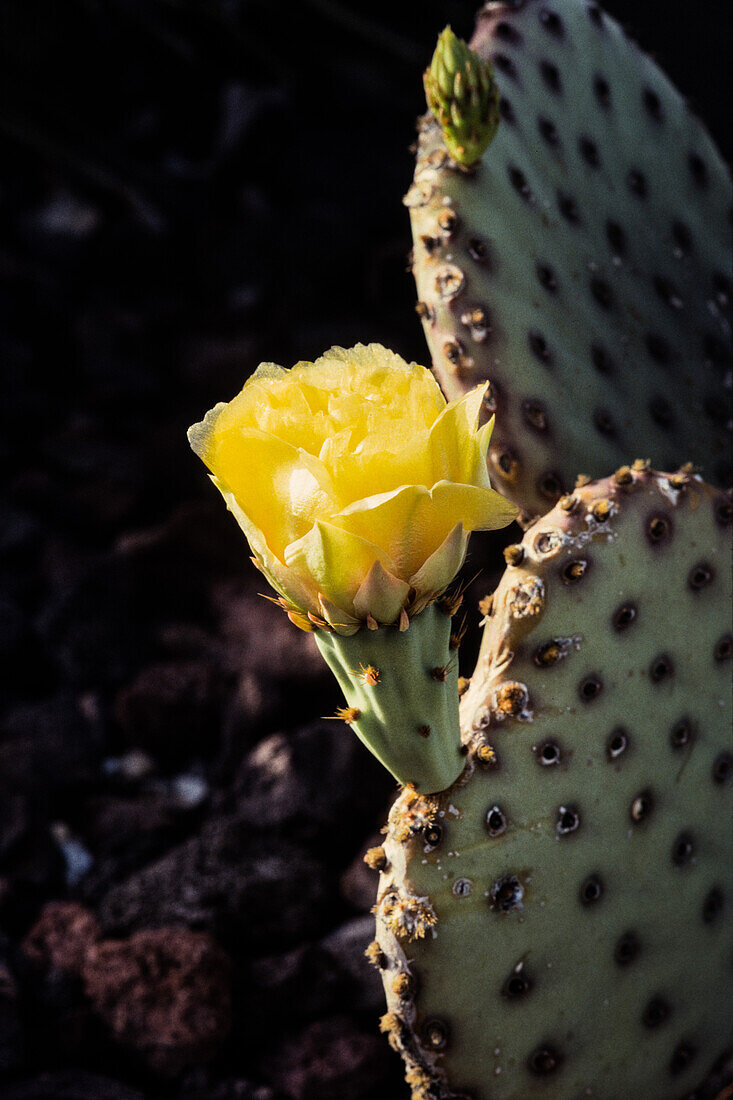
left=408, top=0, right=732, bottom=519
left=373, top=466, right=733, bottom=1098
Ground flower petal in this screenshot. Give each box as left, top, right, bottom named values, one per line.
left=212, top=479, right=319, bottom=614
left=474, top=415, right=495, bottom=486
left=325, top=428, right=433, bottom=508
left=313, top=344, right=446, bottom=418
left=207, top=428, right=333, bottom=559
left=332, top=480, right=517, bottom=580
left=352, top=559, right=411, bottom=624
left=408, top=523, right=468, bottom=611
left=318, top=594, right=362, bottom=636
left=430, top=480, right=519, bottom=532
left=330, top=485, right=437, bottom=579
left=284, top=520, right=400, bottom=619
left=426, top=383, right=488, bottom=484
left=187, top=402, right=228, bottom=462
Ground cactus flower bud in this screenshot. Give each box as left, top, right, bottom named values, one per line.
left=424, top=26, right=500, bottom=166
left=188, top=343, right=517, bottom=637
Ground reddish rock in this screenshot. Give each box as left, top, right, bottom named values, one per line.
left=82, top=926, right=231, bottom=1076
left=0, top=939, right=24, bottom=1074
left=262, top=1015, right=395, bottom=1100
left=22, top=901, right=100, bottom=976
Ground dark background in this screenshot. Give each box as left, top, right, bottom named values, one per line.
left=0, top=2, right=730, bottom=1099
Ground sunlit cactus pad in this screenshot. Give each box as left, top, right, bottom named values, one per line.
left=372, top=466, right=732, bottom=1098
left=408, top=0, right=732, bottom=518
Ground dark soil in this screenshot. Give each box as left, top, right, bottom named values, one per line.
left=0, top=2, right=729, bottom=1098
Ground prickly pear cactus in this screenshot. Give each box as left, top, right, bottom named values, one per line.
left=372, top=466, right=733, bottom=1098
left=409, top=0, right=732, bottom=518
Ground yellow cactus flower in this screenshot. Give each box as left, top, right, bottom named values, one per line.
left=188, top=343, right=517, bottom=634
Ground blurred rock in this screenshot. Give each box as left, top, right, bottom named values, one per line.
left=0, top=694, right=103, bottom=798
left=179, top=1070, right=277, bottom=1100
left=37, top=503, right=242, bottom=689
left=0, top=1071, right=144, bottom=1100
left=112, top=658, right=225, bottom=766
left=39, top=414, right=142, bottom=532
left=0, top=594, right=29, bottom=666
left=78, top=793, right=183, bottom=900
left=83, top=927, right=231, bottom=1077
left=37, top=553, right=151, bottom=688
left=212, top=579, right=326, bottom=684
left=219, top=668, right=281, bottom=754
left=0, top=788, right=29, bottom=859
left=154, top=620, right=218, bottom=661
left=340, top=832, right=385, bottom=913
left=32, top=190, right=101, bottom=238
left=260, top=1015, right=395, bottom=1100
left=101, top=749, right=156, bottom=786
left=230, top=723, right=392, bottom=854
left=114, top=502, right=245, bottom=618
left=15, top=906, right=98, bottom=1071
left=249, top=914, right=382, bottom=1021
left=0, top=786, right=65, bottom=931
left=96, top=815, right=330, bottom=949
left=0, top=503, right=43, bottom=562
left=249, top=943, right=342, bottom=1021
left=0, top=934, right=24, bottom=1075
left=22, top=901, right=100, bottom=977
left=319, top=916, right=383, bottom=1013
left=78, top=775, right=208, bottom=902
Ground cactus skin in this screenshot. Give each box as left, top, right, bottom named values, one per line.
left=372, top=466, right=733, bottom=1098
left=316, top=602, right=466, bottom=793
left=424, top=27, right=501, bottom=167
left=409, top=0, right=732, bottom=519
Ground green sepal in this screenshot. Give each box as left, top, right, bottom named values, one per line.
left=424, top=26, right=500, bottom=166
left=315, top=603, right=464, bottom=793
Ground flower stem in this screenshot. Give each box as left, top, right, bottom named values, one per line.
left=315, top=603, right=465, bottom=792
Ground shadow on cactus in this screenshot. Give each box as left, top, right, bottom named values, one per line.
left=189, top=1, right=732, bottom=1097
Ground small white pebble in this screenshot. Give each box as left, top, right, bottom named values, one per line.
left=171, top=774, right=208, bottom=808
left=51, top=823, right=93, bottom=886
left=103, top=749, right=154, bottom=781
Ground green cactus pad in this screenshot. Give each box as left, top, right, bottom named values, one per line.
left=409, top=0, right=732, bottom=519
left=373, top=467, right=732, bottom=1098
left=315, top=602, right=466, bottom=793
